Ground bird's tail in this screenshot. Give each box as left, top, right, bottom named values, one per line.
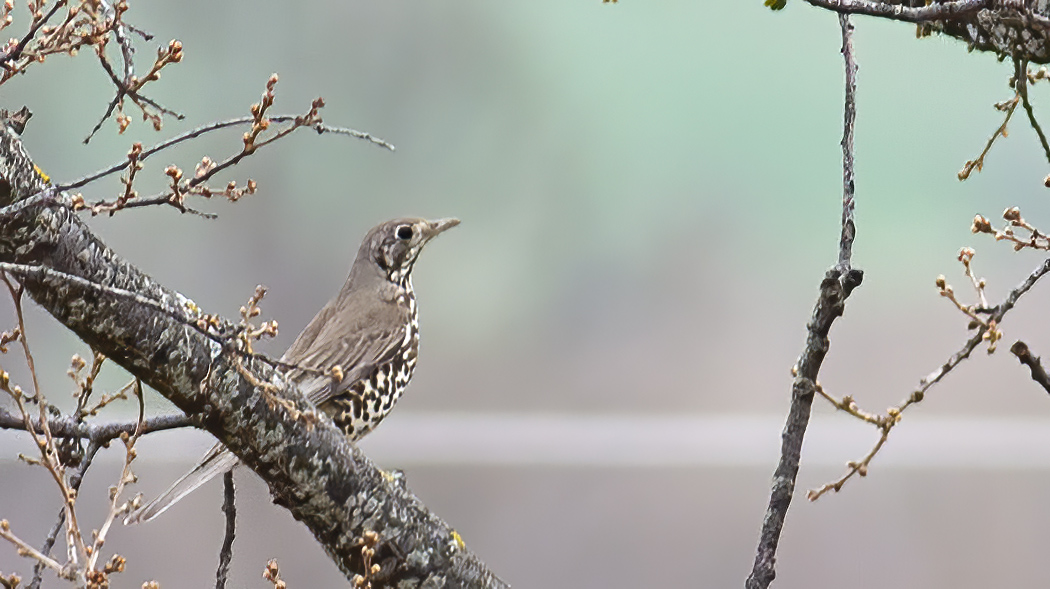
left=124, top=443, right=239, bottom=525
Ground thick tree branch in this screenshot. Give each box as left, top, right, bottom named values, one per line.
left=802, top=0, right=988, bottom=23
left=0, top=119, right=505, bottom=588
left=793, top=1, right=1050, bottom=65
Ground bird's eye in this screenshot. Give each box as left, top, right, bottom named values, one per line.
left=396, top=225, right=413, bottom=240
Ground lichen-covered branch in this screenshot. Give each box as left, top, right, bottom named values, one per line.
left=0, top=119, right=506, bottom=588
left=798, top=0, right=988, bottom=23
left=0, top=409, right=191, bottom=441
left=779, top=1, right=1050, bottom=66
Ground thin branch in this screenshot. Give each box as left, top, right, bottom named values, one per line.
left=310, top=122, right=395, bottom=151
left=61, top=117, right=394, bottom=192
left=838, top=12, right=857, bottom=271
left=0, top=0, right=67, bottom=69
left=800, top=0, right=989, bottom=23
left=1010, top=340, right=1050, bottom=395
left=807, top=424, right=890, bottom=499
left=746, top=15, right=864, bottom=589
left=1, top=373, right=87, bottom=570
left=1015, top=58, right=1050, bottom=167
left=0, top=261, right=229, bottom=345
left=215, top=471, right=236, bottom=589
left=809, top=254, right=1050, bottom=498
left=959, top=94, right=1020, bottom=180
left=101, top=0, right=135, bottom=84
left=813, top=382, right=885, bottom=426
left=989, top=253, right=1050, bottom=317
left=85, top=380, right=145, bottom=573
left=85, top=33, right=185, bottom=142
left=1, top=273, right=41, bottom=401
left=0, top=410, right=193, bottom=441
left=0, top=521, right=72, bottom=581
left=27, top=441, right=101, bottom=589
left=76, top=84, right=379, bottom=217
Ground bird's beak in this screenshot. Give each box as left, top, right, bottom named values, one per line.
left=423, top=217, right=460, bottom=240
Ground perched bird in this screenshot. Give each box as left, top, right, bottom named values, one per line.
left=125, top=217, right=459, bottom=524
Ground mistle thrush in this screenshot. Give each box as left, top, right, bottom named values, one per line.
left=125, top=217, right=459, bottom=524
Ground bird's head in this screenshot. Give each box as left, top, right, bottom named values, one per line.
left=357, top=217, right=460, bottom=284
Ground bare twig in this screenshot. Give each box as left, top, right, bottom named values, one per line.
left=972, top=207, right=1050, bottom=252
left=77, top=76, right=371, bottom=217
left=0, top=373, right=87, bottom=572
left=0, top=0, right=67, bottom=70
left=1010, top=340, right=1050, bottom=395
left=84, top=380, right=144, bottom=574
left=0, top=409, right=192, bottom=440
left=27, top=441, right=101, bottom=589
left=1, top=272, right=41, bottom=400
left=813, top=382, right=885, bottom=426
left=935, top=250, right=1002, bottom=352
left=0, top=520, right=73, bottom=581
left=61, top=117, right=393, bottom=191
left=807, top=424, right=891, bottom=499
left=85, top=34, right=185, bottom=142
left=1015, top=58, right=1050, bottom=168
left=838, top=12, right=856, bottom=271
left=745, top=15, right=864, bottom=589
left=0, top=261, right=228, bottom=344
left=809, top=254, right=1050, bottom=499
left=215, top=471, right=236, bottom=589
left=959, top=95, right=1020, bottom=180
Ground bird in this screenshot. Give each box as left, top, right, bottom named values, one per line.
left=124, top=216, right=460, bottom=524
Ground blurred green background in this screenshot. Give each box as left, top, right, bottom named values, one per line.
left=4, top=1, right=1050, bottom=587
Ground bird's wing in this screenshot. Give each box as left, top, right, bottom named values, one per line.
left=289, top=324, right=409, bottom=407
left=280, top=299, right=338, bottom=365
left=280, top=287, right=410, bottom=407
left=128, top=276, right=409, bottom=526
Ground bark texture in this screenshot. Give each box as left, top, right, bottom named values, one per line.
left=935, top=2, right=1050, bottom=64
left=744, top=269, right=862, bottom=589
left=0, top=120, right=507, bottom=588
left=808, top=1, right=1050, bottom=65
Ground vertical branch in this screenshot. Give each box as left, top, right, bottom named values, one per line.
left=26, top=441, right=102, bottom=589
left=215, top=471, right=236, bottom=589
left=745, top=14, right=862, bottom=589
left=838, top=13, right=857, bottom=271
left=1015, top=58, right=1050, bottom=167
left=2, top=273, right=42, bottom=400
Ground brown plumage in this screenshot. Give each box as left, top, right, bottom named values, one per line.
left=125, top=217, right=459, bottom=524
